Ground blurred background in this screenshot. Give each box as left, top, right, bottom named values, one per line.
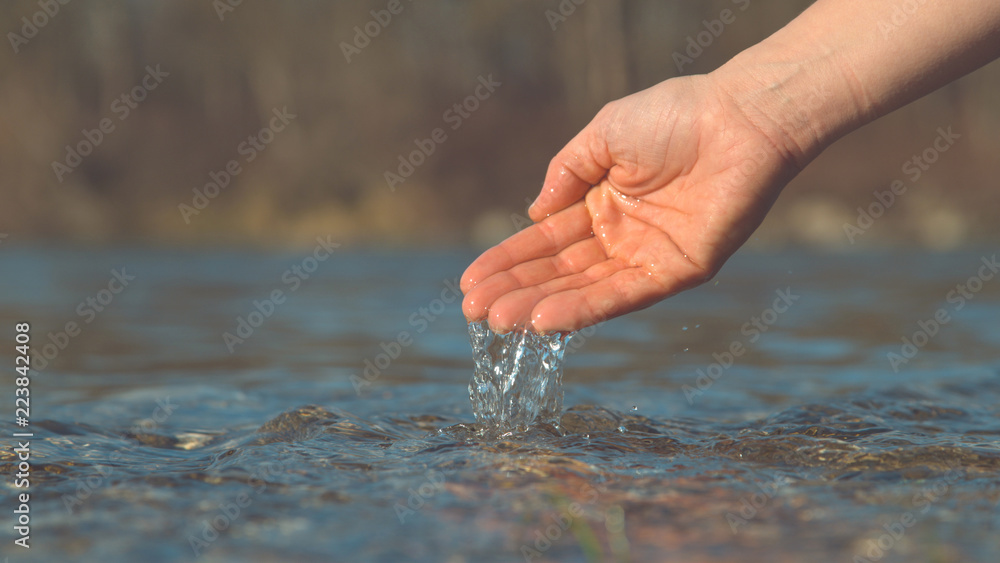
left=2, top=0, right=998, bottom=250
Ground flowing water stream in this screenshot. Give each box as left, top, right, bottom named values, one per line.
left=467, top=320, right=573, bottom=436
left=0, top=247, right=998, bottom=562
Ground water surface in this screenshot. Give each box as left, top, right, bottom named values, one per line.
left=1, top=247, right=999, bottom=562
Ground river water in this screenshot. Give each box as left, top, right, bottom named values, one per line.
left=1, top=247, right=998, bottom=562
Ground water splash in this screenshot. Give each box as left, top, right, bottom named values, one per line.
left=467, top=320, right=574, bottom=436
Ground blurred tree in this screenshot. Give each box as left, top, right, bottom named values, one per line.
left=0, top=0, right=996, bottom=249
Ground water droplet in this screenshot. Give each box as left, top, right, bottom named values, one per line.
left=683, top=347, right=689, bottom=352
left=682, top=326, right=688, bottom=331
left=695, top=324, right=701, bottom=329
left=631, top=405, right=638, bottom=412
left=617, top=425, right=626, bottom=433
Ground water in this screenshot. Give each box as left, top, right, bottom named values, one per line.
left=467, top=320, right=573, bottom=436
left=1, top=247, right=999, bottom=562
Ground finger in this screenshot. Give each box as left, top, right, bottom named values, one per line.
left=462, top=238, right=608, bottom=321
left=529, top=267, right=686, bottom=333
left=529, top=118, right=613, bottom=221
left=484, top=245, right=706, bottom=333
left=460, top=201, right=592, bottom=293
left=486, top=259, right=623, bottom=332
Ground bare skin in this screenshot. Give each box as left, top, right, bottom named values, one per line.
left=462, top=0, right=1000, bottom=333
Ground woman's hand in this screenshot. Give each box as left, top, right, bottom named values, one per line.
left=461, top=74, right=803, bottom=333
left=461, top=0, right=1000, bottom=334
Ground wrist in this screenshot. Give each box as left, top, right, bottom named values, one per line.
left=708, top=38, right=874, bottom=170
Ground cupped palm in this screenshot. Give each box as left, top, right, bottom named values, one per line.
left=462, top=75, right=800, bottom=333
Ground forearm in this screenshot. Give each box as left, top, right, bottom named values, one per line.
left=712, top=0, right=1000, bottom=168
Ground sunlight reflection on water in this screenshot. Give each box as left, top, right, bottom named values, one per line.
left=0, top=248, right=998, bottom=562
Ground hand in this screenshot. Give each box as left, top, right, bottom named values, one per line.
left=461, top=74, right=804, bottom=333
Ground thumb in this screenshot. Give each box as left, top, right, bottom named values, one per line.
left=529, top=115, right=614, bottom=222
